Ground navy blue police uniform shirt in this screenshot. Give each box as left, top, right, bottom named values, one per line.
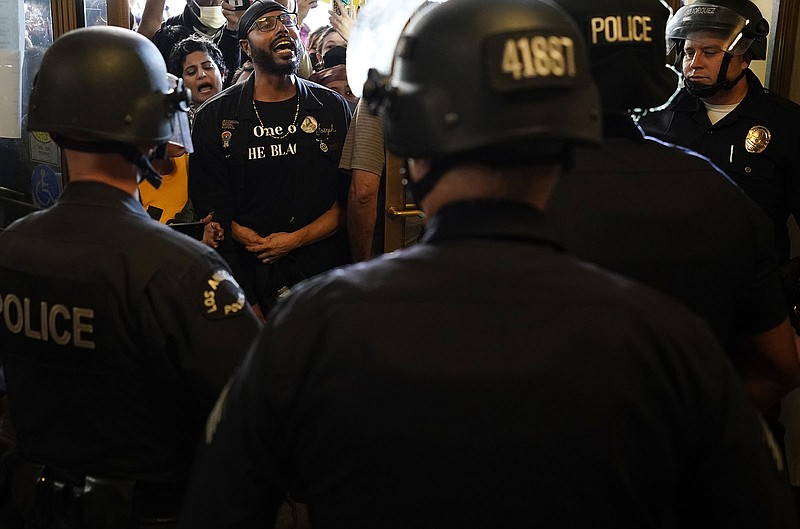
left=638, top=70, right=800, bottom=262
left=189, top=75, right=351, bottom=304
left=0, top=181, right=261, bottom=482
left=182, top=201, right=798, bottom=529
left=549, top=116, right=787, bottom=346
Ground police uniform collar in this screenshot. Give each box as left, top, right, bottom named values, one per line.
left=730, top=69, right=770, bottom=120
left=669, top=69, right=763, bottom=116
left=58, top=181, right=151, bottom=219
left=422, top=200, right=563, bottom=251
left=665, top=88, right=725, bottom=127
left=666, top=88, right=703, bottom=113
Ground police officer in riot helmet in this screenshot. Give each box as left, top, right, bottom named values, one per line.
left=179, top=0, right=796, bottom=527
left=548, top=0, right=800, bottom=413
left=0, top=26, right=260, bottom=528
left=635, top=0, right=800, bottom=506
left=639, top=0, right=800, bottom=265
left=667, top=0, right=769, bottom=99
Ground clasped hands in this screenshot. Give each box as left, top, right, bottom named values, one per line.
left=231, top=221, right=301, bottom=264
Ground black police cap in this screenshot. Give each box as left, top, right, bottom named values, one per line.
left=238, top=0, right=290, bottom=40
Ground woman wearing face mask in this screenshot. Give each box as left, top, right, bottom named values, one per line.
left=137, top=0, right=246, bottom=84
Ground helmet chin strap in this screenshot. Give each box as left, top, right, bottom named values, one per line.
left=684, top=52, right=747, bottom=99
left=53, top=136, right=164, bottom=189
left=405, top=158, right=455, bottom=207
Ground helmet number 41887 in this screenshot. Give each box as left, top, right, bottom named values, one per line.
left=501, top=36, right=576, bottom=80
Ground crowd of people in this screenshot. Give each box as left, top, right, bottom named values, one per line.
left=2, top=0, right=800, bottom=527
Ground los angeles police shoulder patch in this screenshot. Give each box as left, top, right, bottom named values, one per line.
left=200, top=269, right=247, bottom=319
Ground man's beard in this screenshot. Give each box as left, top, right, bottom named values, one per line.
left=250, top=44, right=300, bottom=76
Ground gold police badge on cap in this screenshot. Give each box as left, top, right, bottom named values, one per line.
left=745, top=126, right=771, bottom=154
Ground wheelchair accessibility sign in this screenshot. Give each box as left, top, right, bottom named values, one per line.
left=31, top=164, right=62, bottom=208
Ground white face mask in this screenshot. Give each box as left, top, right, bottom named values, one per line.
left=195, top=3, right=226, bottom=29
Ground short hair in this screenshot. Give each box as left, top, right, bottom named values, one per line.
left=152, top=24, right=192, bottom=65
left=168, top=34, right=228, bottom=79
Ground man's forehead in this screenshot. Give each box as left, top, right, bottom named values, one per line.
left=257, top=9, right=285, bottom=17
left=684, top=30, right=727, bottom=47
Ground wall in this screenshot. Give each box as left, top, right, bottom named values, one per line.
left=749, top=0, right=773, bottom=83
left=793, top=15, right=800, bottom=103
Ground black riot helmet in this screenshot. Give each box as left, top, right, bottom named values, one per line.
left=364, top=0, right=601, bottom=162
left=28, top=26, right=193, bottom=188
left=666, top=0, right=769, bottom=98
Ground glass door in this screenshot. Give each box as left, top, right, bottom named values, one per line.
left=383, top=153, right=424, bottom=253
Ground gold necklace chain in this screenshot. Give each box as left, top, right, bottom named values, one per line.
left=252, top=92, right=300, bottom=140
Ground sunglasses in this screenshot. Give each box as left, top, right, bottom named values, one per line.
left=252, top=12, right=298, bottom=32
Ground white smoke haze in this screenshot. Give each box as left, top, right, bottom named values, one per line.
left=346, top=0, right=445, bottom=97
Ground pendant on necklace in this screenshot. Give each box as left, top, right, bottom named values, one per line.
left=252, top=95, right=301, bottom=140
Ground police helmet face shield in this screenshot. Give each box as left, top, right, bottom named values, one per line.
left=365, top=0, right=601, bottom=159
left=666, top=1, right=769, bottom=59
left=166, top=73, right=194, bottom=153
left=28, top=26, right=192, bottom=147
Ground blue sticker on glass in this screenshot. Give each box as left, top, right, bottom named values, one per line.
left=31, top=165, right=62, bottom=208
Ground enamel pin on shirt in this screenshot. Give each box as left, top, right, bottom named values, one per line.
left=301, top=116, right=318, bottom=133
